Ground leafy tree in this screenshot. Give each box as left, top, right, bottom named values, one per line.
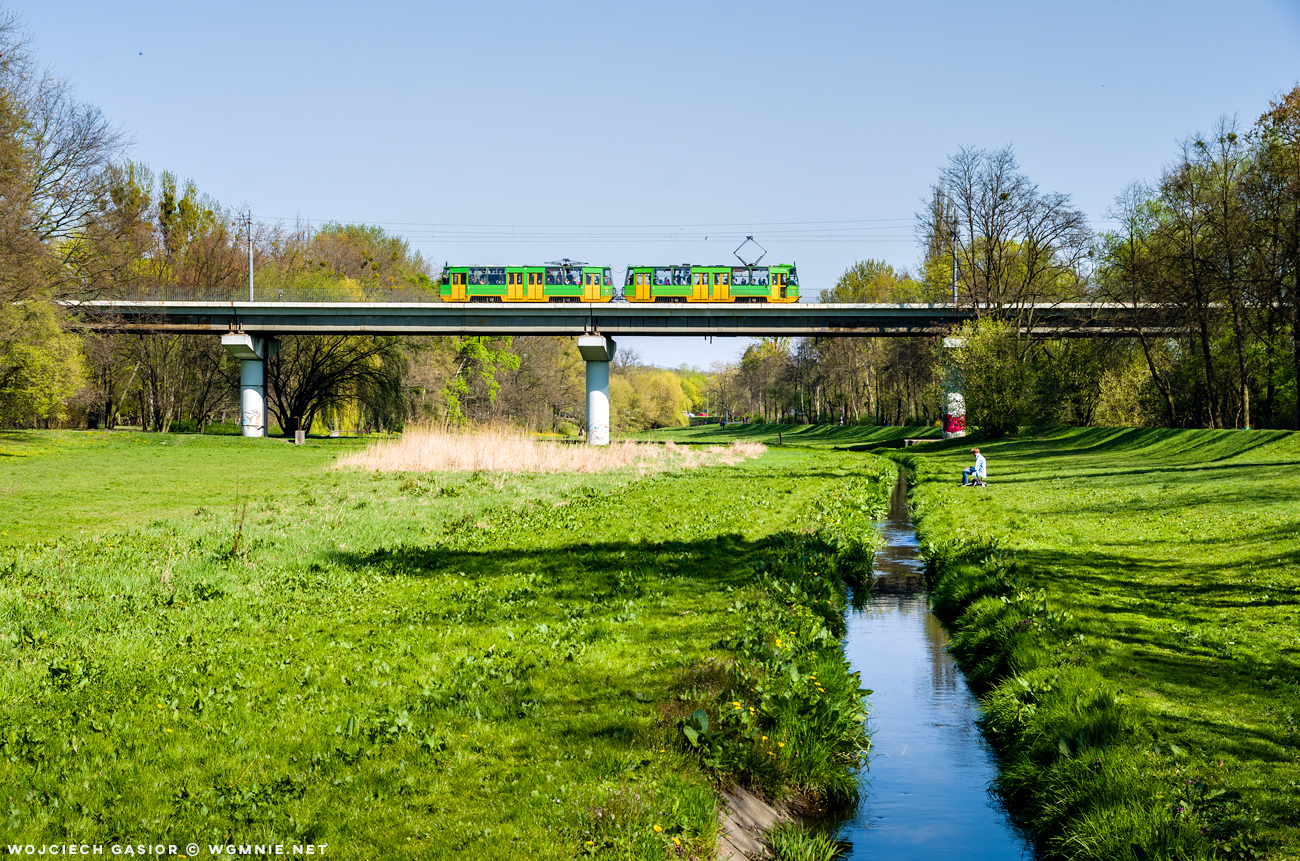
left=440, top=337, right=520, bottom=423
left=610, top=366, right=690, bottom=431
left=949, top=319, right=1036, bottom=436
left=0, top=300, right=85, bottom=424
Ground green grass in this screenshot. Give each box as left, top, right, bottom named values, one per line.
left=628, top=422, right=939, bottom=448
left=0, top=430, right=891, bottom=859
left=900, top=427, right=1300, bottom=861
left=0, top=430, right=371, bottom=547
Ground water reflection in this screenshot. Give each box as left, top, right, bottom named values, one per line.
left=833, top=478, right=1035, bottom=860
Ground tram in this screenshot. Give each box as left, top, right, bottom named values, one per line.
left=439, top=260, right=614, bottom=302
left=622, top=263, right=799, bottom=303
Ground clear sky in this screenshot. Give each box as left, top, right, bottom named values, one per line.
left=17, top=0, right=1300, bottom=367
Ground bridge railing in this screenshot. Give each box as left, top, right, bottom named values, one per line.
left=98, top=283, right=449, bottom=304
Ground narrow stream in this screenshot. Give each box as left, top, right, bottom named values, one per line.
left=832, top=477, right=1036, bottom=860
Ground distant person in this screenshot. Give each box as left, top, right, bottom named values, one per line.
left=962, top=447, right=987, bottom=486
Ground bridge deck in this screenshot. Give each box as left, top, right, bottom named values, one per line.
left=62, top=300, right=1182, bottom=338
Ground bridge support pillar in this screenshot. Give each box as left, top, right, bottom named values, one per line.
left=940, top=336, right=967, bottom=439
left=577, top=335, right=616, bottom=445
left=221, top=333, right=280, bottom=437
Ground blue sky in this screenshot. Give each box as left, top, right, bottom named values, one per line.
left=19, top=0, right=1300, bottom=366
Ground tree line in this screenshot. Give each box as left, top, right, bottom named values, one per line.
left=2, top=8, right=1297, bottom=434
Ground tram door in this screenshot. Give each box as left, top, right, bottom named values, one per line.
left=584, top=271, right=598, bottom=301
left=451, top=272, right=467, bottom=301
left=506, top=272, right=520, bottom=301
left=692, top=271, right=708, bottom=301
left=525, top=271, right=540, bottom=300
left=774, top=272, right=786, bottom=300
left=712, top=271, right=728, bottom=301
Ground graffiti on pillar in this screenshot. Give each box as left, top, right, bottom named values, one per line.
left=940, top=337, right=967, bottom=440
left=942, top=392, right=966, bottom=438
left=589, top=422, right=610, bottom=446
left=242, top=407, right=263, bottom=435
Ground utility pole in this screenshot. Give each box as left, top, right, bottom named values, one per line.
left=246, top=211, right=254, bottom=302
left=949, top=211, right=959, bottom=305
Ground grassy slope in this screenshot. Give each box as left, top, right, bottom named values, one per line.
left=629, top=423, right=939, bottom=447
left=903, top=427, right=1300, bottom=860
left=0, top=431, right=888, bottom=859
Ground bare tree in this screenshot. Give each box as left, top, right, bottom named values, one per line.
left=919, top=145, right=1092, bottom=333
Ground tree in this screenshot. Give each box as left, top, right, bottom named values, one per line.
left=1251, top=86, right=1300, bottom=428
left=0, top=300, right=85, bottom=424
left=949, top=319, right=1036, bottom=436
left=267, top=335, right=409, bottom=435
left=919, top=146, right=1092, bottom=328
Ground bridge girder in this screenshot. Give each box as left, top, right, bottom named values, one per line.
left=61, top=300, right=1186, bottom=339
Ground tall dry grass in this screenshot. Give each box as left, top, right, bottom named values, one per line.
left=335, top=425, right=766, bottom=474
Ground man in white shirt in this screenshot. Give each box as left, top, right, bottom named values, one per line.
left=962, top=447, right=987, bottom=486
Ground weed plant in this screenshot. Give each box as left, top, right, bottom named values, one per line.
left=899, top=428, right=1300, bottom=861
left=765, top=821, right=844, bottom=861
left=0, top=431, right=890, bottom=859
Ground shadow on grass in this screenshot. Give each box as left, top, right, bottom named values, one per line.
left=967, top=540, right=1300, bottom=763
left=320, top=531, right=820, bottom=744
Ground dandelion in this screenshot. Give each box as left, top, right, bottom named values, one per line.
left=778, top=742, right=785, bottom=748
left=653, top=824, right=663, bottom=833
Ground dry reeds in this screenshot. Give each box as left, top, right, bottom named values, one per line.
left=335, top=425, right=766, bottom=475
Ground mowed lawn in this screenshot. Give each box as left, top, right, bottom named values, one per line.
left=0, top=429, right=888, bottom=860
left=907, top=428, right=1300, bottom=858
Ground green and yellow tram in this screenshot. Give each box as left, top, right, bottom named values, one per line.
left=622, top=263, right=799, bottom=303
left=439, top=261, right=614, bottom=302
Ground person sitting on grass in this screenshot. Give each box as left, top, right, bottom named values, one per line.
left=962, top=447, right=986, bottom=486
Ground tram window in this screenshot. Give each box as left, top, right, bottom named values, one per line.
left=732, top=268, right=750, bottom=286
left=693, top=273, right=703, bottom=285
left=673, top=267, right=690, bottom=286
left=487, top=268, right=506, bottom=285
left=468, top=268, right=486, bottom=285
left=788, top=268, right=798, bottom=286
left=654, top=267, right=672, bottom=286
left=604, top=268, right=613, bottom=286
left=625, top=269, right=634, bottom=286
left=440, top=271, right=450, bottom=285
left=545, top=268, right=562, bottom=285
left=567, top=269, right=582, bottom=286
left=754, top=268, right=769, bottom=286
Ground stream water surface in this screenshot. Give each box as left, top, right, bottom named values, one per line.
left=831, top=478, right=1036, bottom=860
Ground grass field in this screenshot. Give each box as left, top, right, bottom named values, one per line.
left=897, top=427, right=1300, bottom=860
left=0, top=429, right=892, bottom=859
left=0, top=430, right=368, bottom=547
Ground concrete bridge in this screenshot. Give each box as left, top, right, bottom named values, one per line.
left=64, top=299, right=1179, bottom=338
left=62, top=299, right=1182, bottom=443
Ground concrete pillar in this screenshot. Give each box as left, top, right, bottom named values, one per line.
left=940, top=336, right=967, bottom=439
left=221, top=333, right=280, bottom=437
left=576, top=335, right=616, bottom=445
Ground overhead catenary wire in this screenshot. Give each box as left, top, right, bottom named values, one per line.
left=249, top=215, right=918, bottom=243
